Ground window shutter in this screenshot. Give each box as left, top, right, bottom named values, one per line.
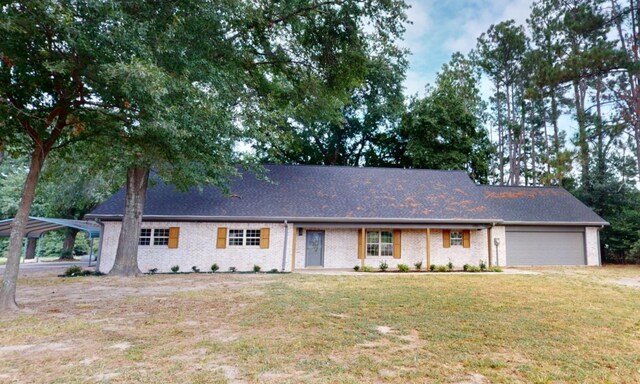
left=463, top=230, right=471, bottom=248
left=443, top=230, right=451, bottom=248
left=393, top=229, right=402, bottom=259
left=168, top=227, right=180, bottom=249
left=358, top=229, right=365, bottom=259
left=260, top=228, right=270, bottom=249
left=216, top=227, right=227, bottom=249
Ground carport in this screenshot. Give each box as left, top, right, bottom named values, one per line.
left=0, top=217, right=102, bottom=266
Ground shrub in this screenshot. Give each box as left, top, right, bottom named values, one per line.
left=148, top=268, right=158, bottom=274
left=397, top=264, right=409, bottom=272
left=353, top=265, right=360, bottom=271
left=447, top=261, right=454, bottom=270
left=211, top=263, right=219, bottom=272
left=479, top=260, right=487, bottom=271
left=436, top=265, right=448, bottom=272
left=171, top=265, right=179, bottom=273
left=81, top=269, right=92, bottom=276
left=192, top=266, right=200, bottom=273
left=229, top=266, right=236, bottom=273
left=463, top=264, right=470, bottom=271
left=64, top=265, right=83, bottom=276
left=466, top=265, right=481, bottom=272
left=269, top=268, right=279, bottom=273
left=362, top=265, right=375, bottom=272
left=253, top=265, right=261, bottom=273
left=430, top=264, right=436, bottom=272
left=379, top=261, right=389, bottom=272
left=414, top=261, right=423, bottom=271
left=488, top=266, right=503, bottom=272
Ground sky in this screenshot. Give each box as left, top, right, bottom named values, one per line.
left=401, top=0, right=535, bottom=98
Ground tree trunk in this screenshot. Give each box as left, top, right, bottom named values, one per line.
left=573, top=79, right=590, bottom=189
left=0, top=148, right=46, bottom=311
left=109, top=166, right=150, bottom=277
left=59, top=228, right=79, bottom=260
left=25, top=238, right=37, bottom=260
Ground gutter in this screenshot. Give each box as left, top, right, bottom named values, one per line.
left=502, top=221, right=610, bottom=226
left=85, top=214, right=504, bottom=225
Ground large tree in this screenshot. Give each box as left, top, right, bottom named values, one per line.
left=399, top=53, right=493, bottom=183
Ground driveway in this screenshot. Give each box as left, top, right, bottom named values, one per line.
left=0, top=256, right=93, bottom=276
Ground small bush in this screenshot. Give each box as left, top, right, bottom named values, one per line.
left=229, top=266, right=236, bottom=273
left=362, top=265, right=375, bottom=272
left=463, top=264, right=470, bottom=271
left=479, top=260, right=487, bottom=271
left=353, top=265, right=360, bottom=271
left=81, top=269, right=92, bottom=276
left=268, top=268, right=279, bottom=273
left=64, top=265, right=83, bottom=276
left=488, top=266, right=503, bottom=272
left=397, top=264, right=409, bottom=272
left=414, top=261, right=423, bottom=271
left=447, top=261, right=454, bottom=270
left=192, top=266, right=200, bottom=273
left=148, top=268, right=158, bottom=274
left=436, top=265, right=449, bottom=272
left=171, top=265, right=179, bottom=273
left=430, top=264, right=436, bottom=272
left=211, top=263, right=219, bottom=272
left=253, top=265, right=261, bottom=273
left=466, top=265, right=481, bottom=272
left=379, top=261, right=389, bottom=272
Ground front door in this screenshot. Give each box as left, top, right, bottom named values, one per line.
left=305, top=231, right=325, bottom=267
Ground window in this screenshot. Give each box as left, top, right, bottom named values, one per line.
left=228, top=229, right=261, bottom=247
left=450, top=231, right=463, bottom=246
left=139, top=228, right=151, bottom=246
left=139, top=228, right=170, bottom=246
left=366, top=231, right=393, bottom=257
left=153, top=229, right=169, bottom=246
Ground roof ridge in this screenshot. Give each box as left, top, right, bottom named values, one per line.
left=262, top=164, right=470, bottom=173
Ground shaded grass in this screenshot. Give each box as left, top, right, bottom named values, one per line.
left=0, top=269, right=639, bottom=383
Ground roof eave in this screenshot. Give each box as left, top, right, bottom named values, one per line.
left=85, top=214, right=504, bottom=225
left=502, top=220, right=609, bottom=226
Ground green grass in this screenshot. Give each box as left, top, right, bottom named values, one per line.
left=1, top=267, right=639, bottom=383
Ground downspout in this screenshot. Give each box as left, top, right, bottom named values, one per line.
left=487, top=223, right=494, bottom=267
left=94, top=220, right=105, bottom=273
left=281, top=220, right=289, bottom=271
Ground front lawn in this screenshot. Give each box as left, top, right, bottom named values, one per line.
left=1, top=267, right=639, bottom=383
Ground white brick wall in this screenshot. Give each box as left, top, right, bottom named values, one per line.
left=98, top=222, right=598, bottom=271
left=98, top=221, right=293, bottom=273
left=428, top=229, right=492, bottom=268
left=490, top=226, right=507, bottom=267
left=585, top=227, right=601, bottom=266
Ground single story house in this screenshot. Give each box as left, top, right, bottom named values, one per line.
left=87, top=165, right=608, bottom=273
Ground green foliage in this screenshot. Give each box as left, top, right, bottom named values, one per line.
left=64, top=265, right=83, bottom=277
left=397, top=264, right=409, bottom=272
left=192, top=266, right=200, bottom=273
left=447, top=261, right=454, bottom=270
left=435, top=265, right=450, bottom=272
left=362, top=266, right=375, bottom=272
left=399, top=53, right=492, bottom=182
left=253, top=265, right=261, bottom=273
left=488, top=266, right=503, bottom=272
left=466, top=266, right=482, bottom=272
left=211, top=264, right=219, bottom=273
left=479, top=260, right=487, bottom=271
left=379, top=261, right=389, bottom=272
left=463, top=264, right=470, bottom=271
left=430, top=264, right=436, bottom=272
left=171, top=265, right=179, bottom=273
left=414, top=261, right=423, bottom=271
left=353, top=265, right=360, bottom=272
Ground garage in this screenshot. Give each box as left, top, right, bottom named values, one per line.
left=505, top=227, right=586, bottom=266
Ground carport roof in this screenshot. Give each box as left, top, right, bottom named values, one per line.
left=0, top=217, right=101, bottom=239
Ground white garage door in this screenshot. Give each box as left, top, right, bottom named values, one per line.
left=506, top=229, right=586, bottom=265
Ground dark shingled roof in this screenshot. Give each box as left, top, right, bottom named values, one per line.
left=88, top=165, right=607, bottom=225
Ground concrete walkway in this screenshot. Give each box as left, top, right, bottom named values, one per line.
left=294, top=268, right=541, bottom=275
left=0, top=255, right=94, bottom=275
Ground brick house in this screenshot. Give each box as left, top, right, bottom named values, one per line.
left=87, top=165, right=607, bottom=273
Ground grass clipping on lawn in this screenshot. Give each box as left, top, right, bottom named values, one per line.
left=0, top=267, right=640, bottom=383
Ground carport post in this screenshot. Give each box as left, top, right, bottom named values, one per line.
left=35, top=235, right=43, bottom=263
left=21, top=238, right=27, bottom=264
left=88, top=236, right=94, bottom=267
